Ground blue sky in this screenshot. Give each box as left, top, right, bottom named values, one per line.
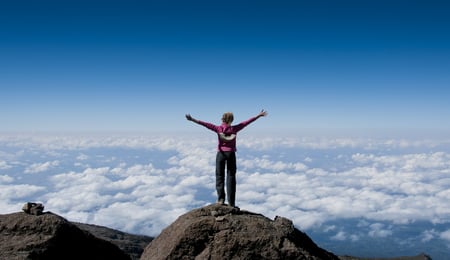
left=3, top=2, right=450, bottom=259
left=1, top=0, right=450, bottom=133
left=2, top=2, right=450, bottom=258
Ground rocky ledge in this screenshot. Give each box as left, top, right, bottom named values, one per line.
left=0, top=211, right=131, bottom=260
left=141, top=203, right=339, bottom=260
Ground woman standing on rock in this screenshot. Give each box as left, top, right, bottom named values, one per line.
left=185, top=110, right=268, bottom=208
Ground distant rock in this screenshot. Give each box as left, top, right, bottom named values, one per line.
left=75, top=222, right=153, bottom=260
left=140, top=204, right=339, bottom=260
left=0, top=211, right=131, bottom=260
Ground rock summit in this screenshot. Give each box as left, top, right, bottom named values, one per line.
left=141, top=204, right=339, bottom=260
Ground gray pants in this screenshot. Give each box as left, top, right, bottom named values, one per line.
left=216, top=151, right=237, bottom=206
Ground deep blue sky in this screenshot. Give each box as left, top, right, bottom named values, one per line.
left=1, top=0, right=450, bottom=133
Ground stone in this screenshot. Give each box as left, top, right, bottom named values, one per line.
left=0, top=211, right=131, bottom=260
left=22, top=202, right=44, bottom=215
left=140, top=204, right=339, bottom=260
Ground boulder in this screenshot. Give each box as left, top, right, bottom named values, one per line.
left=22, top=202, right=44, bottom=216
left=141, top=204, right=339, bottom=260
left=0, top=211, right=131, bottom=260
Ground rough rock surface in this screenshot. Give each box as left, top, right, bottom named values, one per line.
left=0, top=211, right=131, bottom=260
left=141, top=204, right=339, bottom=260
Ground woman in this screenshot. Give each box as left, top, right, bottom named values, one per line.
left=185, top=110, right=268, bottom=207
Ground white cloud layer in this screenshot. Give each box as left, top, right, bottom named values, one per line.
left=0, top=161, right=12, bottom=170
left=25, top=160, right=60, bottom=174
left=440, top=229, right=450, bottom=242
left=0, top=132, right=449, bottom=252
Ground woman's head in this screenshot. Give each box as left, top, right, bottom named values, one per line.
left=222, top=112, right=234, bottom=124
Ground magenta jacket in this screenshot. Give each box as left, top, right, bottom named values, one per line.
left=197, top=116, right=259, bottom=152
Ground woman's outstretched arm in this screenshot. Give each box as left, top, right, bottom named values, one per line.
left=186, top=114, right=219, bottom=132
left=232, top=109, right=268, bottom=132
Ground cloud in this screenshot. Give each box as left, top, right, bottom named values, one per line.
left=440, top=229, right=450, bottom=242
left=24, top=160, right=60, bottom=174
left=0, top=184, right=46, bottom=202
left=330, top=230, right=360, bottom=242
left=40, top=158, right=211, bottom=234
left=77, top=153, right=89, bottom=160
left=0, top=175, right=14, bottom=184
left=421, top=229, right=439, bottom=242
left=240, top=157, right=308, bottom=172
left=331, top=231, right=347, bottom=241
left=239, top=134, right=450, bottom=150
left=1, top=132, right=450, bottom=244
left=0, top=161, right=12, bottom=170
left=368, top=223, right=393, bottom=238
left=351, top=152, right=450, bottom=171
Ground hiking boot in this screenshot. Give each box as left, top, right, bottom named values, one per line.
left=217, top=199, right=225, bottom=205
left=229, top=204, right=240, bottom=211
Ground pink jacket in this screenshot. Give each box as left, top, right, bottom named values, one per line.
left=197, top=116, right=259, bottom=151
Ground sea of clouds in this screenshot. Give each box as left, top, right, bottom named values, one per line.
left=1, top=132, right=449, bottom=259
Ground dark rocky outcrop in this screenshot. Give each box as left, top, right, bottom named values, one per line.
left=338, top=253, right=432, bottom=260
left=0, top=211, right=131, bottom=260
left=141, top=204, right=339, bottom=260
left=75, top=222, right=153, bottom=260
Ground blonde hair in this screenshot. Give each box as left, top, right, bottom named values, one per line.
left=221, top=112, right=234, bottom=124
